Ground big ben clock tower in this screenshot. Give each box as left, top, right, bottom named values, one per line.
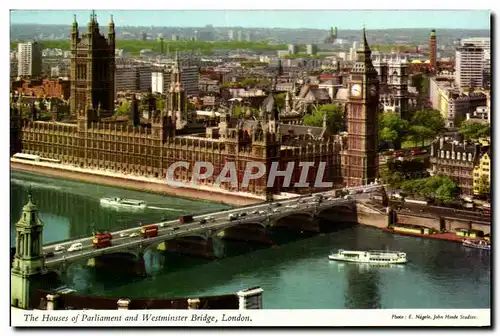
left=344, top=28, right=380, bottom=187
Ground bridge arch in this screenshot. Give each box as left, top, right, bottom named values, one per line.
left=213, top=221, right=267, bottom=237
left=271, top=211, right=314, bottom=224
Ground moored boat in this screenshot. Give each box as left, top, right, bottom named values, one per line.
left=462, top=239, right=491, bottom=251
left=328, top=249, right=407, bottom=264
left=383, top=225, right=481, bottom=243
left=100, top=197, right=147, bottom=209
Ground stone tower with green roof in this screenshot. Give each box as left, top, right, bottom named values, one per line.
left=11, top=191, right=46, bottom=309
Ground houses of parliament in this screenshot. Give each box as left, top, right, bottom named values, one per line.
left=10, top=14, right=380, bottom=198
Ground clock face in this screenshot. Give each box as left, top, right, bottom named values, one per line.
left=369, top=84, right=377, bottom=96
left=351, top=84, right=362, bottom=97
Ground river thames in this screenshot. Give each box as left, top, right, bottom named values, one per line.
left=10, top=170, right=491, bottom=309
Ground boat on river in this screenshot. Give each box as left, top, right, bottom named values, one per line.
left=100, top=197, right=147, bottom=209
left=328, top=249, right=407, bottom=264
left=462, top=239, right=491, bottom=251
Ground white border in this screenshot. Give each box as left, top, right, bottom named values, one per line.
left=10, top=309, right=491, bottom=327
left=3, top=1, right=496, bottom=334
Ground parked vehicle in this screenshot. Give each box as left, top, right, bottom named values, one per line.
left=180, top=215, right=194, bottom=224
left=228, top=213, right=238, bottom=221
left=200, top=219, right=207, bottom=224
left=141, top=224, right=159, bottom=238
left=93, top=232, right=113, bottom=249
left=54, top=245, right=66, bottom=252
left=129, top=232, right=139, bottom=238
left=239, top=212, right=247, bottom=217
left=44, top=251, right=55, bottom=258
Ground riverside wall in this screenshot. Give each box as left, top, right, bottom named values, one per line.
left=10, top=161, right=261, bottom=207
left=354, top=202, right=491, bottom=235
left=355, top=202, right=389, bottom=229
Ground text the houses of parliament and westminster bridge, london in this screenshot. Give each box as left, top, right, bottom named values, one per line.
left=9, top=11, right=490, bottom=324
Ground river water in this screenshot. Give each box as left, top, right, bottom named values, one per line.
left=10, top=170, right=491, bottom=309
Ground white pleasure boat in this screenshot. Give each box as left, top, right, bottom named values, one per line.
left=328, top=249, right=407, bottom=264
left=100, top=197, right=147, bottom=209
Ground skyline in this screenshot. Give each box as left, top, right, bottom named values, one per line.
left=10, top=10, right=491, bottom=30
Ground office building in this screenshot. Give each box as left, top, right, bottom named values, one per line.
left=151, top=65, right=199, bottom=96
left=455, top=41, right=488, bottom=89
left=17, top=42, right=42, bottom=77
left=306, top=44, right=318, bottom=55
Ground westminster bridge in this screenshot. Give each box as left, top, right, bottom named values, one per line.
left=39, top=185, right=377, bottom=270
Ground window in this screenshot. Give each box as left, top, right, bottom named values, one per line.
left=440, top=150, right=444, bottom=158
left=452, top=151, right=455, bottom=159
left=468, top=153, right=472, bottom=161
left=446, top=151, right=450, bottom=159
left=457, top=152, right=461, bottom=160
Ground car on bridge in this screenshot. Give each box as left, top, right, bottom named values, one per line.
left=67, top=243, right=83, bottom=252
left=55, top=245, right=66, bottom=252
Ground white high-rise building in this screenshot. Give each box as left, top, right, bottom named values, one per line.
left=455, top=43, right=486, bottom=88
left=460, top=37, right=490, bottom=87
left=17, top=41, right=42, bottom=77
left=151, top=66, right=199, bottom=96
left=461, top=37, right=490, bottom=60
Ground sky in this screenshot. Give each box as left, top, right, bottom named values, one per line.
left=10, top=10, right=491, bottom=30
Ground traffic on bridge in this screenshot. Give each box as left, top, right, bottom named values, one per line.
left=42, top=184, right=383, bottom=267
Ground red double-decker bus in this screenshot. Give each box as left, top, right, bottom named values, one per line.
left=141, top=224, right=159, bottom=238
left=93, top=232, right=113, bottom=248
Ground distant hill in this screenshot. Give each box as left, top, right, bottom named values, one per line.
left=10, top=23, right=490, bottom=46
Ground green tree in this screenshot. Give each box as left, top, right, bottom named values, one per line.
left=433, top=176, right=459, bottom=205
left=156, top=97, right=165, bottom=110
left=378, top=112, right=409, bottom=148
left=115, top=101, right=130, bottom=116
left=274, top=92, right=287, bottom=110
left=407, top=125, right=435, bottom=147
left=232, top=105, right=247, bottom=118
left=410, top=109, right=445, bottom=135
left=379, top=127, right=399, bottom=144
left=303, top=104, right=345, bottom=134
left=186, top=100, right=196, bottom=112
left=458, top=121, right=491, bottom=141
left=11, top=39, right=290, bottom=55
left=411, top=74, right=424, bottom=94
